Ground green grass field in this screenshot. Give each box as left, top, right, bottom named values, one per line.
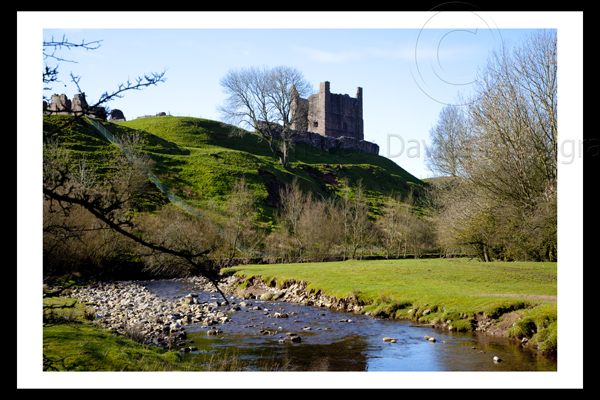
left=44, top=115, right=427, bottom=225
left=223, top=258, right=557, bottom=353
left=115, top=116, right=426, bottom=221
left=42, top=296, right=200, bottom=371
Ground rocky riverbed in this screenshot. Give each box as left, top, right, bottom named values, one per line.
left=62, top=276, right=228, bottom=351
left=62, top=274, right=344, bottom=352
left=63, top=273, right=528, bottom=354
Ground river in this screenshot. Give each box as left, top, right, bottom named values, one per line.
left=142, top=279, right=557, bottom=372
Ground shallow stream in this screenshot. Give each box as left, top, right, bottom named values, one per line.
left=143, top=279, right=557, bottom=372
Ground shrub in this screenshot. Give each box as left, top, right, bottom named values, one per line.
left=125, top=323, right=147, bottom=344
left=530, top=321, right=557, bottom=354
left=508, top=319, right=537, bottom=339
left=450, top=318, right=475, bottom=332
left=83, top=306, right=97, bottom=321
left=362, top=294, right=412, bottom=318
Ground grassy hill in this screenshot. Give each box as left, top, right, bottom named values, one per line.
left=43, top=115, right=426, bottom=225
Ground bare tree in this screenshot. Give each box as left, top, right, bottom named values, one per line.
left=221, top=177, right=262, bottom=261
left=43, top=133, right=227, bottom=297
left=217, top=65, right=312, bottom=166
left=264, top=178, right=342, bottom=262
left=375, top=193, right=404, bottom=258
left=428, top=30, right=557, bottom=261
left=466, top=29, right=557, bottom=209
left=136, top=204, right=223, bottom=277
left=277, top=177, right=307, bottom=259
left=296, top=193, right=341, bottom=262
left=376, top=191, right=436, bottom=259
left=424, top=102, right=471, bottom=178
left=43, top=132, right=156, bottom=280
left=337, top=179, right=372, bottom=260
left=43, top=34, right=102, bottom=97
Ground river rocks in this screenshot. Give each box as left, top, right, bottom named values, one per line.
left=64, top=275, right=437, bottom=356
left=222, top=275, right=364, bottom=314
left=279, top=332, right=302, bottom=343
left=424, top=335, right=436, bottom=342
left=64, top=278, right=234, bottom=349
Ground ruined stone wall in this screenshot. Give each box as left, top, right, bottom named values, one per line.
left=305, top=82, right=327, bottom=136
left=43, top=93, right=128, bottom=122
left=290, top=86, right=309, bottom=132
left=323, top=89, right=363, bottom=140
left=296, top=81, right=364, bottom=141
left=45, top=94, right=71, bottom=114
left=277, top=81, right=376, bottom=155
left=255, top=120, right=379, bottom=155
left=44, top=93, right=110, bottom=120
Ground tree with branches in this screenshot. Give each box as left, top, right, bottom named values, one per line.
left=425, top=102, right=471, bottom=178
left=217, top=65, right=313, bottom=167
left=43, top=35, right=167, bottom=140
left=428, top=30, right=557, bottom=261
left=42, top=36, right=232, bottom=300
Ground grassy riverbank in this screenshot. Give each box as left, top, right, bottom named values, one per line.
left=43, top=292, right=290, bottom=372
left=41, top=257, right=557, bottom=372
left=42, top=296, right=201, bottom=371
left=222, top=258, right=558, bottom=354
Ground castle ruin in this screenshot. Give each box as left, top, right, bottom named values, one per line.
left=257, top=81, right=378, bottom=155
left=292, top=81, right=364, bottom=141
left=43, top=93, right=126, bottom=122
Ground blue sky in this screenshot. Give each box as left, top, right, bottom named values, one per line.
left=30, top=11, right=580, bottom=180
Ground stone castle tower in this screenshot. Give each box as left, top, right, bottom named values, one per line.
left=291, top=81, right=364, bottom=142
left=259, top=81, right=378, bottom=155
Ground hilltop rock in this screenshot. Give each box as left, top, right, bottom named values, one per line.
left=44, top=93, right=107, bottom=119
left=110, top=109, right=126, bottom=122
left=71, top=93, right=88, bottom=115
left=47, top=94, right=71, bottom=113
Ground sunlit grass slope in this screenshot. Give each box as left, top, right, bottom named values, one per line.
left=45, top=114, right=426, bottom=225
left=114, top=116, right=426, bottom=222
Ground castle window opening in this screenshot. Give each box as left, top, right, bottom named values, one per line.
left=314, top=121, right=318, bottom=128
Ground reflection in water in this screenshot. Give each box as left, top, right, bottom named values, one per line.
left=143, top=280, right=557, bottom=372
